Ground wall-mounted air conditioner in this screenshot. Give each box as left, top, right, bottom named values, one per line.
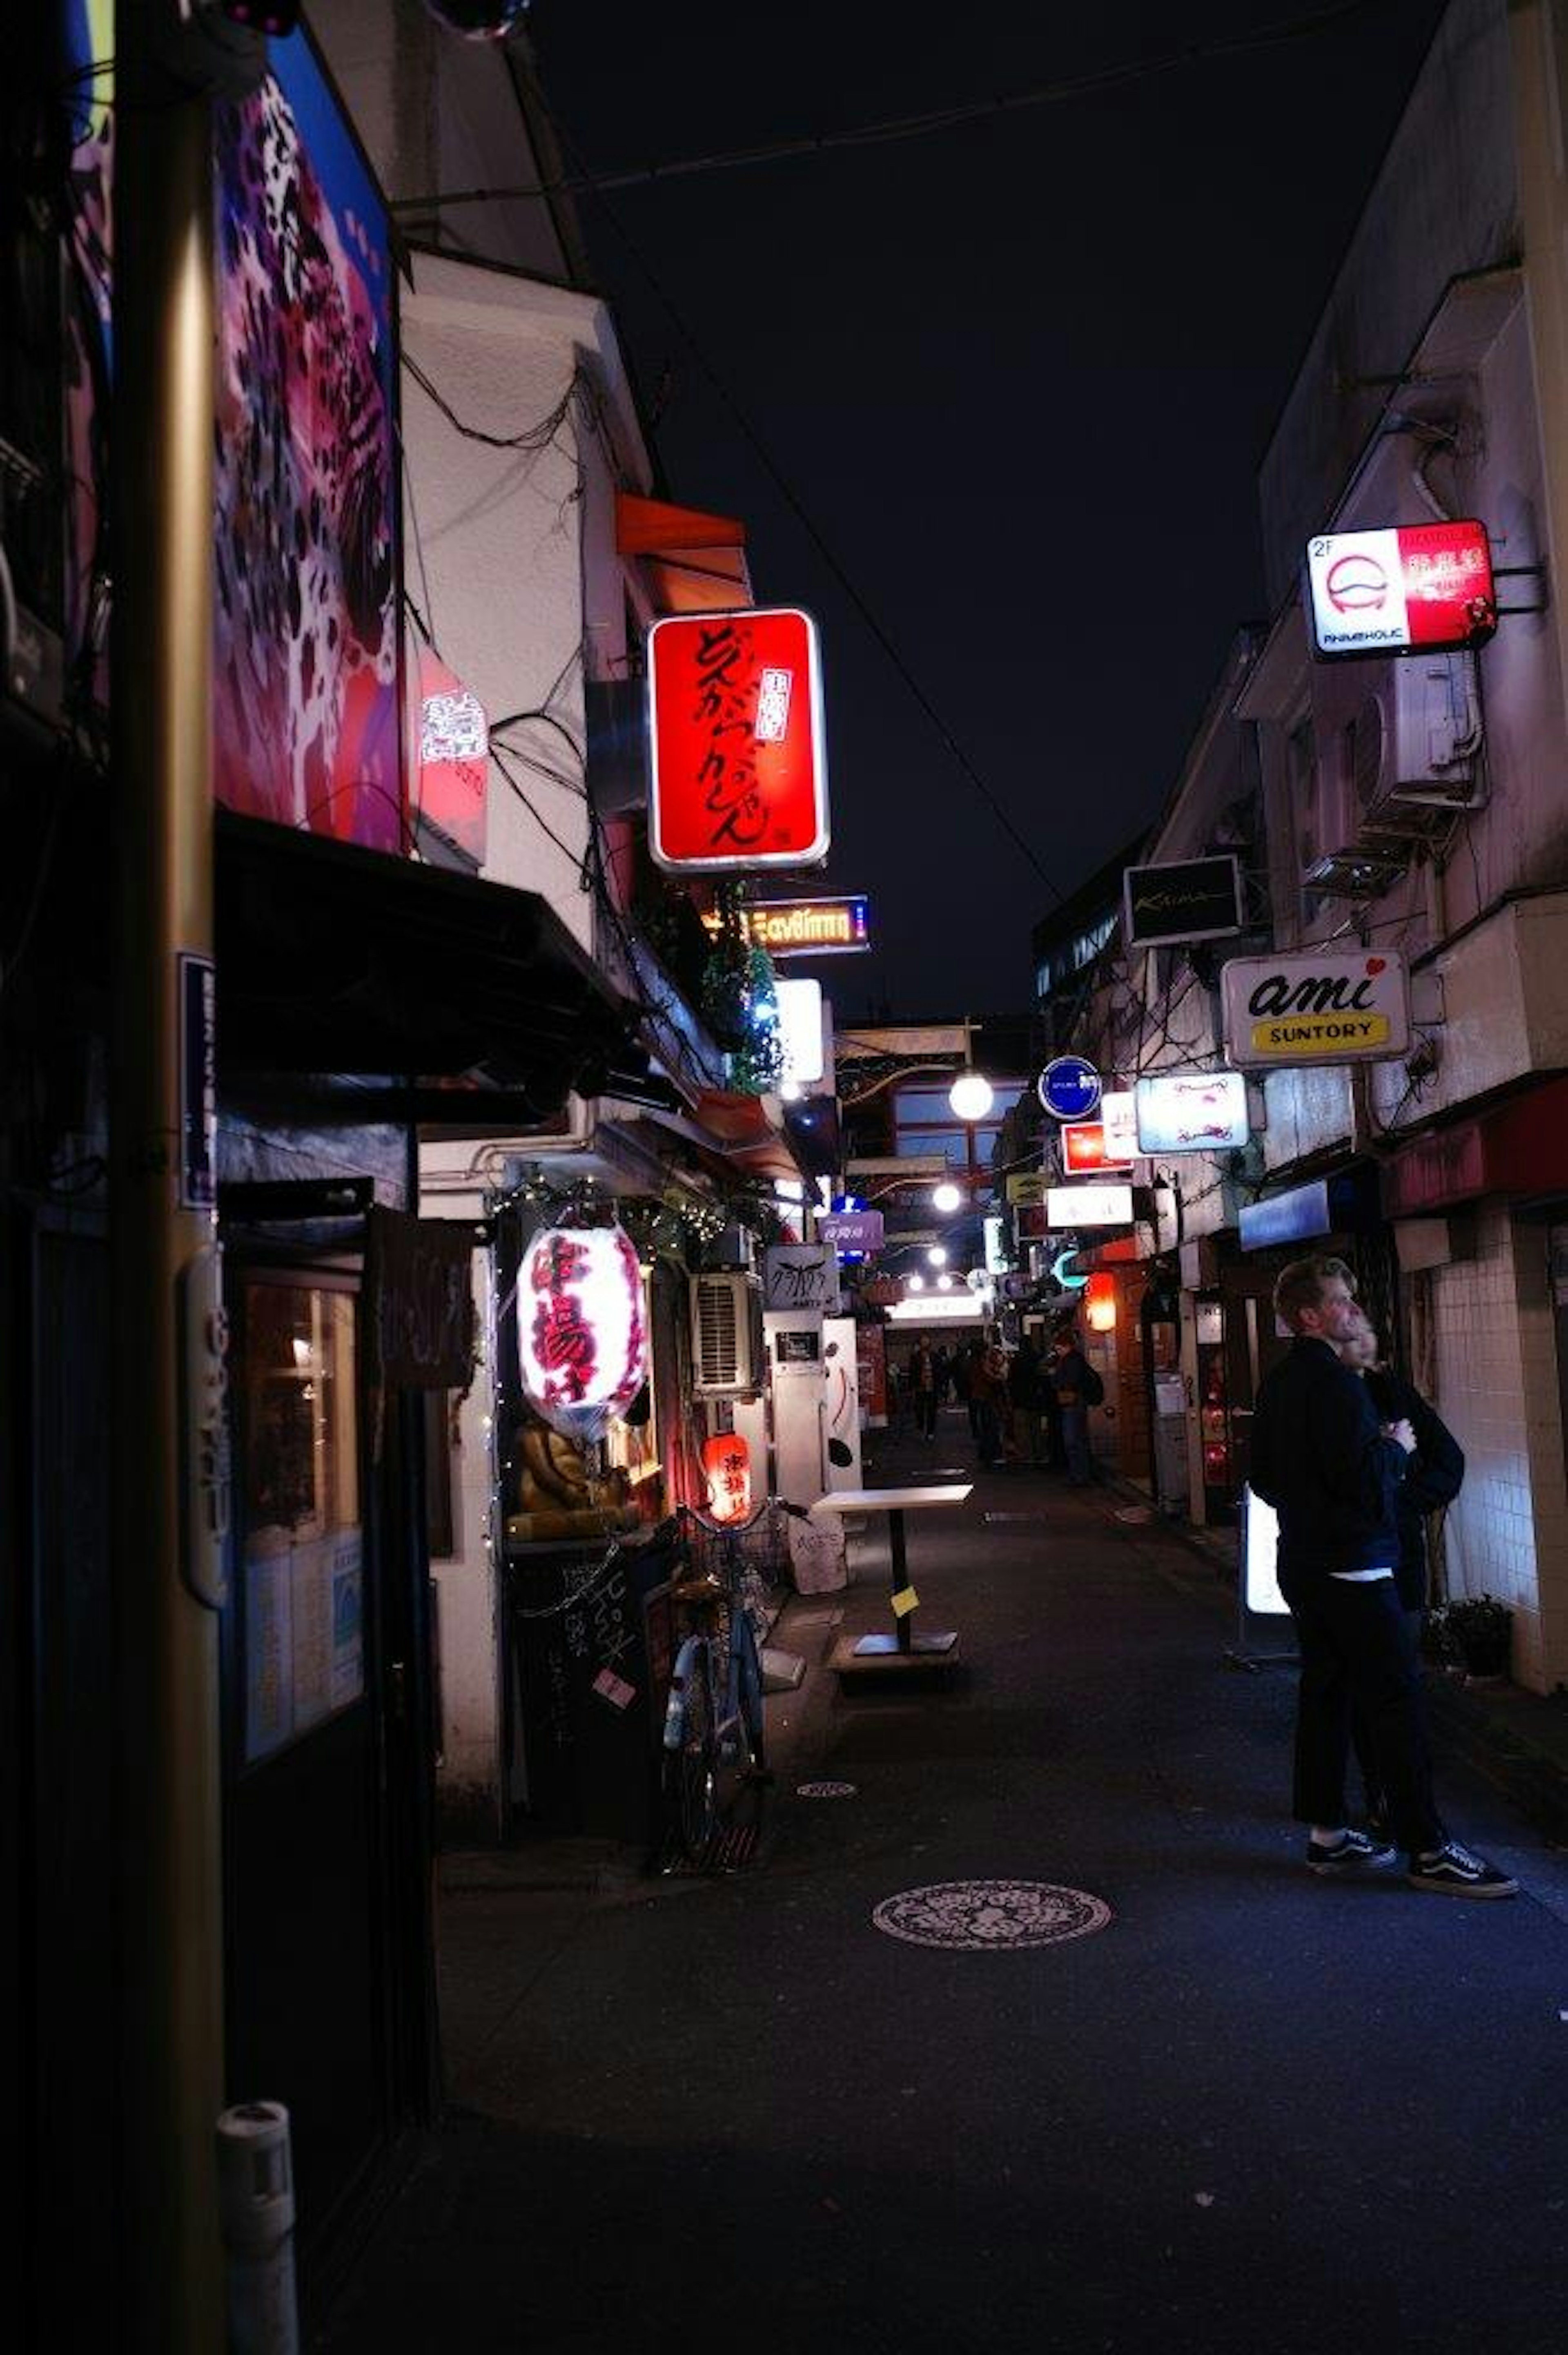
left=690, top=1271, right=765, bottom=1398
left=1316, top=650, right=1483, bottom=818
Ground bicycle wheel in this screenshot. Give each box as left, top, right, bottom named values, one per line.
left=674, top=1648, right=719, bottom=1858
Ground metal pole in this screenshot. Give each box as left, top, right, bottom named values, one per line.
left=109, top=4, right=226, bottom=2344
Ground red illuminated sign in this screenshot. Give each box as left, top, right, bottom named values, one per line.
left=1061, top=1121, right=1131, bottom=1176
left=1305, top=520, right=1497, bottom=660
left=648, top=607, right=830, bottom=873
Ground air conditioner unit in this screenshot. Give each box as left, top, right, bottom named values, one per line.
left=1318, top=651, right=1483, bottom=818
left=690, top=1271, right=764, bottom=1398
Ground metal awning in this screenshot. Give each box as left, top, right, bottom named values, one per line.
left=615, top=492, right=753, bottom=613
left=215, top=809, right=673, bottom=1126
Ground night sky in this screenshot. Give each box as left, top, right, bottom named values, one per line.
left=528, top=0, right=1450, bottom=1017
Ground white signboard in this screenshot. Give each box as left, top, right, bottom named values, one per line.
left=1045, top=1183, right=1134, bottom=1229
left=1221, top=951, right=1411, bottom=1069
left=775, top=977, right=825, bottom=1087
left=1135, top=1069, right=1250, bottom=1154
left=1099, top=1090, right=1138, bottom=1163
left=763, top=1244, right=838, bottom=1313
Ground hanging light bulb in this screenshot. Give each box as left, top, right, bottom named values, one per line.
left=949, top=1070, right=995, bottom=1122
left=907, top=1273, right=926, bottom=1292
left=931, top=1180, right=962, bottom=1213
left=936, top=1273, right=954, bottom=1291
left=927, top=1244, right=948, bottom=1267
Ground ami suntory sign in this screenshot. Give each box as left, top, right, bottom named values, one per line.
left=1304, top=520, right=1497, bottom=660
left=1221, top=952, right=1411, bottom=1069
left=648, top=607, right=830, bottom=872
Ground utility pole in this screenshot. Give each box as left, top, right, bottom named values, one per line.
left=109, top=4, right=238, bottom=2343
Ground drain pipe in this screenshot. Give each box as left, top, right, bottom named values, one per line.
left=216, top=2103, right=300, bottom=2355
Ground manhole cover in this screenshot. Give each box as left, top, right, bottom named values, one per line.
left=871, top=1878, right=1112, bottom=1951
left=796, top=1780, right=858, bottom=1800
left=1115, top=1506, right=1155, bottom=1525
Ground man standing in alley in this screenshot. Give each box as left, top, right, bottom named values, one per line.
left=1051, top=1326, right=1098, bottom=1487
left=1250, top=1254, right=1516, bottom=1898
left=908, top=1337, right=938, bottom=1440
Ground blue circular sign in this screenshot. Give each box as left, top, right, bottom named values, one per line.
left=1038, top=1057, right=1102, bottom=1120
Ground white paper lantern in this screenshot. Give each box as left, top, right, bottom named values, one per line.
left=518, top=1222, right=647, bottom=1446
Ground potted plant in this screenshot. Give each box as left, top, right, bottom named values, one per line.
left=1431, top=1592, right=1513, bottom=1681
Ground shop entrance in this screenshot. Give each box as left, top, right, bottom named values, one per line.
left=222, top=1249, right=433, bottom=2275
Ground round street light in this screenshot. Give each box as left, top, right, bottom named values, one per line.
left=931, top=1180, right=962, bottom=1213
left=936, top=1273, right=954, bottom=1291
left=949, top=1069, right=994, bottom=1123
left=906, top=1273, right=925, bottom=1292
left=927, top=1244, right=948, bottom=1267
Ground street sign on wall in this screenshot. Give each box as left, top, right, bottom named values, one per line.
left=1038, top=1057, right=1102, bottom=1120
left=1123, top=855, right=1243, bottom=950
left=648, top=607, right=829, bottom=872
left=1221, top=951, right=1412, bottom=1069
left=1304, top=520, right=1497, bottom=660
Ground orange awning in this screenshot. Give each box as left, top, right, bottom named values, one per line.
left=615, top=491, right=754, bottom=614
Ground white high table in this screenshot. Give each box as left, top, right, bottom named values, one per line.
left=810, top=1484, right=973, bottom=1668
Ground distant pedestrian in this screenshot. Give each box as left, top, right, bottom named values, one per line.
left=1051, top=1327, right=1096, bottom=1486
left=1337, top=1320, right=1465, bottom=1836
left=1250, top=1253, right=1515, bottom=1898
left=909, top=1338, right=938, bottom=1439
left=954, top=1339, right=983, bottom=1447
left=1008, top=1335, right=1049, bottom=1467
left=969, top=1338, right=1008, bottom=1469
left=933, top=1345, right=953, bottom=1405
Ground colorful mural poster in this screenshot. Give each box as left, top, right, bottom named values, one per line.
left=214, top=31, right=402, bottom=847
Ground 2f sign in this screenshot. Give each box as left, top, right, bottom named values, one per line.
left=1221, top=952, right=1411, bottom=1068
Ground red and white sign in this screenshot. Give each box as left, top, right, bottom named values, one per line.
left=416, top=651, right=488, bottom=864
left=1134, top=1070, right=1249, bottom=1153
left=648, top=607, right=830, bottom=872
left=1305, top=520, right=1496, bottom=660
left=1061, top=1120, right=1133, bottom=1176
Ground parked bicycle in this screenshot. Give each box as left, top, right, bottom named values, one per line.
left=657, top=1500, right=793, bottom=1865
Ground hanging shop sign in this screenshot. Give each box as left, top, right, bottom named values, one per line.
left=1006, top=1170, right=1049, bottom=1206
left=1061, top=1120, right=1133, bottom=1176
left=1045, top=1183, right=1134, bottom=1229
left=1038, top=1056, right=1102, bottom=1120
left=775, top=976, right=826, bottom=1086
left=742, top=895, right=869, bottom=957
left=819, top=1210, right=884, bottom=1256
left=1122, top=855, right=1243, bottom=950
left=1134, top=1070, right=1250, bottom=1154
left=518, top=1222, right=648, bottom=1445
left=416, top=651, right=488, bottom=866
left=1304, top=520, right=1497, bottom=660
left=1237, top=1164, right=1383, bottom=1252
left=1098, top=1091, right=1138, bottom=1163
left=648, top=607, right=829, bottom=872
left=1221, top=951, right=1411, bottom=1069
left=763, top=1243, right=839, bottom=1312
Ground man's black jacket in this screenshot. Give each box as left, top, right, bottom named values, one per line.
left=1249, top=1336, right=1408, bottom=1582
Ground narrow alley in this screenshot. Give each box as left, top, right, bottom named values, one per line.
left=314, top=1414, right=1568, bottom=2355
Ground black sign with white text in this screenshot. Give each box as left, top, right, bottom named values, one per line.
left=1123, top=855, right=1243, bottom=950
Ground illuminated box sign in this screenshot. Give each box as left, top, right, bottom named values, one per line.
left=775, top=977, right=825, bottom=1086
left=1221, top=951, right=1411, bottom=1069
left=416, top=651, right=488, bottom=866
left=1123, top=856, right=1243, bottom=950
left=1134, top=1070, right=1249, bottom=1154
left=819, top=1210, right=884, bottom=1255
left=744, top=896, right=870, bottom=958
left=1045, top=1183, right=1134, bottom=1229
left=1006, top=1171, right=1048, bottom=1206
left=1305, top=520, right=1497, bottom=660
left=1099, top=1091, right=1138, bottom=1163
left=1061, top=1122, right=1132, bottom=1175
left=648, top=607, right=830, bottom=873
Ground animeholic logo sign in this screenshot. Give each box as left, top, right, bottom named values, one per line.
left=1304, top=521, right=1497, bottom=660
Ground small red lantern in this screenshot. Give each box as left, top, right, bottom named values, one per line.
left=702, top=1431, right=753, bottom=1526
left=1084, top=1273, right=1118, bottom=1334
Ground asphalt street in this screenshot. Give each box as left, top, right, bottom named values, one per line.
left=314, top=1411, right=1568, bottom=2355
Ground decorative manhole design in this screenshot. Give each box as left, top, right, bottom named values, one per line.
left=796, top=1780, right=858, bottom=1800
left=871, top=1878, right=1112, bottom=1951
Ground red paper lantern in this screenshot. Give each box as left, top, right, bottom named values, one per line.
left=702, top=1431, right=753, bottom=1526
left=1084, top=1273, right=1118, bottom=1333
left=518, top=1222, right=646, bottom=1446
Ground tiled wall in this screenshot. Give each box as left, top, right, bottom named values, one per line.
left=1425, top=1201, right=1568, bottom=1694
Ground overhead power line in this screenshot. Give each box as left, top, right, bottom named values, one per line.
left=392, top=0, right=1403, bottom=214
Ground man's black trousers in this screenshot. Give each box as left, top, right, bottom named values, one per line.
left=1279, top=1570, right=1445, bottom=1855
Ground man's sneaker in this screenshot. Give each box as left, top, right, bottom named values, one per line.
left=1408, top=1841, right=1519, bottom=1899
left=1307, top=1829, right=1397, bottom=1874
